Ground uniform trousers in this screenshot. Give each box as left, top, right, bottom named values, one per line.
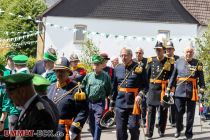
left=115, top=107, right=140, bottom=140
left=147, top=105, right=168, bottom=135
left=175, top=97, right=196, bottom=138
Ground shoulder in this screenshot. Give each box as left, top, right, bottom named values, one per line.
left=147, top=56, right=156, bottom=64
left=115, top=63, right=124, bottom=70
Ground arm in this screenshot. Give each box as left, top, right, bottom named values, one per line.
left=110, top=69, right=118, bottom=108
left=70, top=99, right=89, bottom=134
left=167, top=62, right=178, bottom=90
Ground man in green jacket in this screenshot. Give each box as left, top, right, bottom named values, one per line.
left=0, top=64, right=10, bottom=138
left=82, top=55, right=112, bottom=140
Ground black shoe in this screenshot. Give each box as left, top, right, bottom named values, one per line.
left=158, top=130, right=164, bottom=137
left=174, top=132, right=181, bottom=138
left=145, top=133, right=153, bottom=138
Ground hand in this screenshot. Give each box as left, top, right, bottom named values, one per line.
left=69, top=131, right=77, bottom=140
left=135, top=96, right=142, bottom=105
left=200, top=88, right=205, bottom=94
left=0, top=123, right=4, bottom=132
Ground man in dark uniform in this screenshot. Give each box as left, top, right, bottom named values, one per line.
left=47, top=58, right=89, bottom=140
left=167, top=46, right=205, bottom=140
left=165, top=41, right=179, bottom=127
left=0, top=73, right=57, bottom=139
left=32, top=48, right=57, bottom=75
left=32, top=74, right=59, bottom=124
left=146, top=41, right=174, bottom=138
left=110, top=48, right=148, bottom=140
left=134, top=47, right=148, bottom=127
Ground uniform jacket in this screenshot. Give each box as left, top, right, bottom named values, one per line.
left=32, top=60, right=46, bottom=75
left=112, top=61, right=148, bottom=109
left=168, top=57, right=205, bottom=99
left=146, top=56, right=174, bottom=106
left=14, top=95, right=58, bottom=140
left=47, top=81, right=89, bottom=135
left=42, top=70, right=57, bottom=84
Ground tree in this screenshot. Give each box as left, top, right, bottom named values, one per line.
left=80, top=39, right=100, bottom=72
left=196, top=25, right=210, bottom=105
left=0, top=0, right=47, bottom=56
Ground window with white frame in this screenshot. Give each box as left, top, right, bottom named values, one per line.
left=73, top=24, right=87, bottom=44
left=158, top=30, right=170, bottom=39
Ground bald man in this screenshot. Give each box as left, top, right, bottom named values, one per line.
left=134, top=47, right=148, bottom=127
left=167, top=46, right=205, bottom=140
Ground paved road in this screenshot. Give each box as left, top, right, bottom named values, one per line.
left=81, top=104, right=210, bottom=140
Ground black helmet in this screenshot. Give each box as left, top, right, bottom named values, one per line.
left=161, top=95, right=174, bottom=108
left=100, top=110, right=115, bottom=128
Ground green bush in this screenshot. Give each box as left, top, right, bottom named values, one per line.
left=27, top=57, right=36, bottom=71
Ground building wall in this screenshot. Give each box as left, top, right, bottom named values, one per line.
left=44, top=16, right=197, bottom=60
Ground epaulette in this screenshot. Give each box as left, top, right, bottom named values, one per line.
left=168, top=57, right=175, bottom=64
left=72, top=122, right=82, bottom=130
left=36, top=102, right=45, bottom=110
left=147, top=57, right=153, bottom=63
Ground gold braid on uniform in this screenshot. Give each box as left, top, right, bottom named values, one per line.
left=74, top=82, right=87, bottom=101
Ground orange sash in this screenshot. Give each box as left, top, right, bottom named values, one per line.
left=150, top=79, right=168, bottom=101
left=59, top=119, right=73, bottom=140
left=177, top=77, right=198, bottom=101
left=118, top=87, right=140, bottom=115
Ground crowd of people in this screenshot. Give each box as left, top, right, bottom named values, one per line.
left=0, top=39, right=206, bottom=140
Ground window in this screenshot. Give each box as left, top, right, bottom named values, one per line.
left=158, top=30, right=170, bottom=39
left=73, top=24, right=87, bottom=44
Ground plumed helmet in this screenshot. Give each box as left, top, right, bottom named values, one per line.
left=161, top=95, right=174, bottom=108
left=100, top=110, right=115, bottom=128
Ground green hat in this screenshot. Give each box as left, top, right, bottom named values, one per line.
left=32, top=74, right=51, bottom=91
left=5, top=51, right=16, bottom=59
left=0, top=73, right=34, bottom=88
left=91, top=55, right=104, bottom=64
left=43, top=52, right=57, bottom=62
left=12, top=55, right=28, bottom=65
left=0, top=64, right=5, bottom=74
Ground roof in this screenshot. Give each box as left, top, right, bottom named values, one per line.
left=44, top=0, right=60, bottom=8
left=179, top=0, right=210, bottom=25
left=42, top=0, right=199, bottom=24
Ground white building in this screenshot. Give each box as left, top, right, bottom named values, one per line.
left=40, top=0, right=210, bottom=59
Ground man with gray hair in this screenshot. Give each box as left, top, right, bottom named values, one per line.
left=111, top=47, right=148, bottom=140
left=134, top=47, right=148, bottom=127
left=167, top=46, right=205, bottom=140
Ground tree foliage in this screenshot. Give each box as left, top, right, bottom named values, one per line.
left=80, top=39, right=100, bottom=72
left=0, top=0, right=47, bottom=56
left=196, top=25, right=210, bottom=105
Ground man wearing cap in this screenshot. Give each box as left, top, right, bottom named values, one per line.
left=0, top=64, right=10, bottom=139
left=82, top=55, right=112, bottom=140
left=12, top=54, right=30, bottom=74
left=165, top=41, right=179, bottom=127
left=32, top=74, right=59, bottom=125
left=32, top=48, right=57, bottom=75
left=47, top=58, right=89, bottom=140
left=0, top=73, right=57, bottom=139
left=146, top=41, right=174, bottom=138
left=134, top=47, right=148, bottom=127
left=41, top=51, right=57, bottom=83
left=100, top=53, right=115, bottom=83
left=4, top=51, right=16, bottom=76
left=110, top=48, right=148, bottom=140
left=8, top=54, right=29, bottom=131
left=167, top=46, right=205, bottom=140
left=69, top=53, right=86, bottom=83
